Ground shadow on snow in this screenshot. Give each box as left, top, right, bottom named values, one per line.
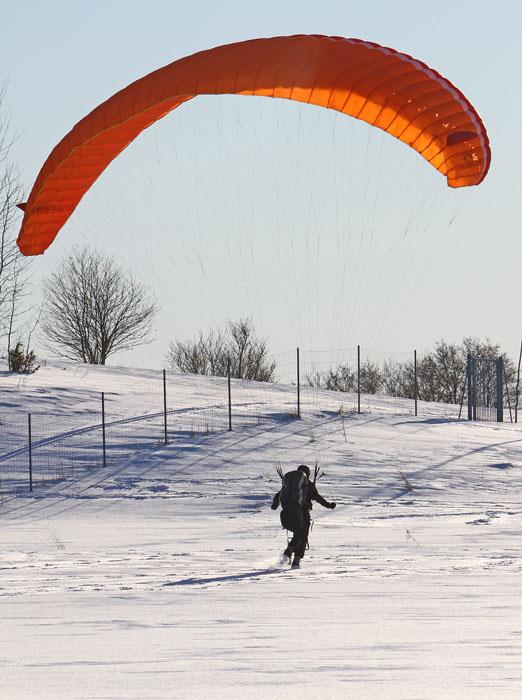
left=164, top=567, right=283, bottom=587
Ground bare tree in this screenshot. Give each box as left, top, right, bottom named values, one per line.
left=360, top=360, right=383, bottom=394
left=382, top=359, right=415, bottom=399
left=307, top=360, right=383, bottom=394
left=42, top=248, right=157, bottom=364
left=429, top=340, right=465, bottom=403
left=0, top=81, right=32, bottom=364
left=306, top=364, right=355, bottom=392
left=227, top=319, right=276, bottom=381
left=168, top=326, right=229, bottom=376
left=167, top=318, right=276, bottom=381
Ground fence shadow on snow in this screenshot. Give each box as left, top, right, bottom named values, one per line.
left=1, top=347, right=516, bottom=503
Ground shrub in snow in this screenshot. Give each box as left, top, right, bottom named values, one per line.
left=8, top=342, right=39, bottom=373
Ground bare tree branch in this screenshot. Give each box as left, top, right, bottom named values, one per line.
left=42, top=248, right=157, bottom=364
left=167, top=318, right=276, bottom=381
left=0, top=80, right=32, bottom=363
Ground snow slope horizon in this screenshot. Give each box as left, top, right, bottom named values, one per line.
left=1, top=362, right=522, bottom=698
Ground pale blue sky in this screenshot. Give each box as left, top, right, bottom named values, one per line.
left=3, top=1, right=521, bottom=367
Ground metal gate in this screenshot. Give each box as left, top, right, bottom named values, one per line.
left=467, top=356, right=504, bottom=422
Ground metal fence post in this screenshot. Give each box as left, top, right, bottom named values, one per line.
left=28, top=413, right=33, bottom=493
left=471, top=357, right=478, bottom=421
left=496, top=357, right=504, bottom=423
left=227, top=359, right=232, bottom=431
left=163, top=369, right=168, bottom=444
left=357, top=345, right=361, bottom=414
left=504, top=371, right=514, bottom=423
left=414, top=349, right=418, bottom=417
left=467, top=355, right=473, bottom=421
left=296, top=347, right=301, bottom=418
left=102, top=392, right=107, bottom=467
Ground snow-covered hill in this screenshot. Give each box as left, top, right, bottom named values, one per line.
left=1, top=363, right=522, bottom=699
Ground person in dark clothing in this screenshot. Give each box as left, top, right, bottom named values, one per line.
left=271, top=464, right=336, bottom=568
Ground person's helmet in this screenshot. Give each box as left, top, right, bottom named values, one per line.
left=297, top=464, right=310, bottom=478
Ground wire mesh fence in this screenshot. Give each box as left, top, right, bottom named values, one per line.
left=229, top=351, right=298, bottom=428
left=300, top=348, right=427, bottom=416
left=164, top=372, right=230, bottom=438
left=1, top=346, right=518, bottom=503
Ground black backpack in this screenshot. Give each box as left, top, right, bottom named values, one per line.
left=279, top=470, right=308, bottom=532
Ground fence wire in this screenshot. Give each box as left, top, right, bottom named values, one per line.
left=1, top=347, right=517, bottom=503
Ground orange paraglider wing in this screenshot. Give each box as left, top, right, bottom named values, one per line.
left=17, top=35, right=490, bottom=256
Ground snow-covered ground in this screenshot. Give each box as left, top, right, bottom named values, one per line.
left=1, top=363, right=522, bottom=699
